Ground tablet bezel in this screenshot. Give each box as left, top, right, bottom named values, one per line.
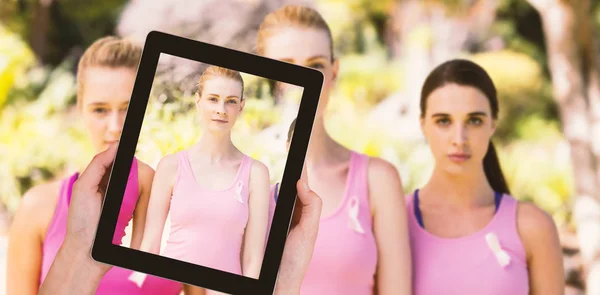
left=91, top=30, right=323, bottom=295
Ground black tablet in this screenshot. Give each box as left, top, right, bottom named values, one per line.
left=91, top=30, right=323, bottom=295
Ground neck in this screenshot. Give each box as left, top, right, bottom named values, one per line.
left=192, top=130, right=236, bottom=161
left=421, top=164, right=494, bottom=207
left=305, top=116, right=347, bottom=165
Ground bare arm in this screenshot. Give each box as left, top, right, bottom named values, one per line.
left=38, top=240, right=106, bottom=295
left=139, top=154, right=177, bottom=255
left=517, top=202, right=564, bottom=295
left=7, top=182, right=60, bottom=295
left=242, top=160, right=271, bottom=278
left=368, top=158, right=412, bottom=295
left=130, top=162, right=155, bottom=250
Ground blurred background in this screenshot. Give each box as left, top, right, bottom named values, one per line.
left=1, top=0, right=600, bottom=294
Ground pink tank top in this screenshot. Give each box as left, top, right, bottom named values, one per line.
left=406, top=191, right=530, bottom=295
left=162, top=150, right=253, bottom=275
left=39, top=158, right=182, bottom=294
left=300, top=152, right=378, bottom=295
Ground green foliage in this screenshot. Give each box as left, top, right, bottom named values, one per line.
left=0, top=27, right=36, bottom=110
left=499, top=137, right=574, bottom=226
left=333, top=50, right=403, bottom=109
left=0, top=0, right=581, bottom=227
left=470, top=50, right=557, bottom=142
left=0, top=61, right=86, bottom=213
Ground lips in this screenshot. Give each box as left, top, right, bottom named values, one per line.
left=212, top=119, right=228, bottom=123
left=448, top=153, right=471, bottom=163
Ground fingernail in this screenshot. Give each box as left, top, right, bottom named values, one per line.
left=301, top=179, right=309, bottom=191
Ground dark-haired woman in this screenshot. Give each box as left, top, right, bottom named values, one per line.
left=406, top=59, right=564, bottom=295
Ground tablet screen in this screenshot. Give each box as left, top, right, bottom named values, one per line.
left=114, top=52, right=304, bottom=279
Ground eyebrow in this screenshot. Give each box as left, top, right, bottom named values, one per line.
left=207, top=94, right=239, bottom=99
left=431, top=111, right=488, bottom=117
left=306, top=55, right=329, bottom=62
left=86, top=101, right=129, bottom=107
left=278, top=55, right=329, bottom=64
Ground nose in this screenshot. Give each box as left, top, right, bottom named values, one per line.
left=108, top=110, right=124, bottom=136
left=215, top=102, right=227, bottom=116
left=452, top=124, right=468, bottom=146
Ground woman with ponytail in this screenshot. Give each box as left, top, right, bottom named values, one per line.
left=256, top=5, right=412, bottom=295
left=407, top=59, right=564, bottom=295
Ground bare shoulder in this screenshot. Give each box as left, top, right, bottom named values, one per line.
left=136, top=159, right=156, bottom=191
left=155, top=153, right=179, bottom=174
left=249, top=158, right=270, bottom=187
left=249, top=158, right=269, bottom=177
left=137, top=160, right=156, bottom=180
left=13, top=180, right=64, bottom=235
left=367, top=157, right=402, bottom=181
left=367, top=156, right=403, bottom=193
left=516, top=201, right=561, bottom=257
left=366, top=156, right=405, bottom=213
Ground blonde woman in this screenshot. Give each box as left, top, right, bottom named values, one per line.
left=255, top=5, right=412, bottom=295
left=139, top=66, right=271, bottom=294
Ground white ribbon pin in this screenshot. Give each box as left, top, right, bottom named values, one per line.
left=128, top=271, right=147, bottom=288
left=485, top=232, right=511, bottom=267
left=348, top=196, right=365, bottom=234
left=233, top=181, right=244, bottom=204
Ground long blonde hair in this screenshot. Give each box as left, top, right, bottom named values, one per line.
left=76, top=36, right=141, bottom=108
left=257, top=5, right=334, bottom=62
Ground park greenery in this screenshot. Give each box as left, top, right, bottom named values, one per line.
left=1, top=0, right=599, bottom=232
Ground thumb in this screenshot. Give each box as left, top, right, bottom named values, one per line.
left=295, top=179, right=322, bottom=228
left=76, top=143, right=119, bottom=192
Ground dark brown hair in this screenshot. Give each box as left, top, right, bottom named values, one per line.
left=287, top=118, right=296, bottom=142
left=420, top=59, right=510, bottom=195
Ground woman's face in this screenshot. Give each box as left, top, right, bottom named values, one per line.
left=196, top=77, right=244, bottom=133
left=262, top=27, right=338, bottom=119
left=420, top=83, right=497, bottom=175
left=80, top=66, right=136, bottom=153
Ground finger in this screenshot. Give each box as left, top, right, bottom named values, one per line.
left=295, top=179, right=321, bottom=227
left=300, top=161, right=308, bottom=187
left=77, top=143, right=119, bottom=191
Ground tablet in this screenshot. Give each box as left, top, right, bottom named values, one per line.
left=91, top=30, right=323, bottom=295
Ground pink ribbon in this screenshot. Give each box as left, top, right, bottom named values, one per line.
left=234, top=181, right=244, bottom=204
left=348, top=196, right=365, bottom=234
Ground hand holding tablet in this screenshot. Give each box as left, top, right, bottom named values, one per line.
left=84, top=31, right=322, bottom=294
left=38, top=143, right=323, bottom=295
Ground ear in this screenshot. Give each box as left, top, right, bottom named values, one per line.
left=195, top=92, right=201, bottom=105
left=240, top=98, right=246, bottom=111
left=490, top=118, right=498, bottom=135
left=419, top=116, right=426, bottom=136
left=331, top=58, right=340, bottom=83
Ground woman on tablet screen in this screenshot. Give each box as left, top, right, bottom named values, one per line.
left=256, top=5, right=412, bottom=295
left=406, top=59, right=564, bottom=295
left=139, top=66, right=271, bottom=294
left=6, top=36, right=176, bottom=294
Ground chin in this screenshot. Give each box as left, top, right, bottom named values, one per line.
left=207, top=125, right=232, bottom=133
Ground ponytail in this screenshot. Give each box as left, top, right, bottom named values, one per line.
left=483, top=141, right=510, bottom=195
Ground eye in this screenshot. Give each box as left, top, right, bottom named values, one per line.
left=92, top=108, right=108, bottom=114
left=308, top=62, right=325, bottom=70
left=208, top=97, right=218, bottom=102
left=468, top=117, right=483, bottom=125
left=227, top=99, right=238, bottom=104
left=435, top=117, right=451, bottom=126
